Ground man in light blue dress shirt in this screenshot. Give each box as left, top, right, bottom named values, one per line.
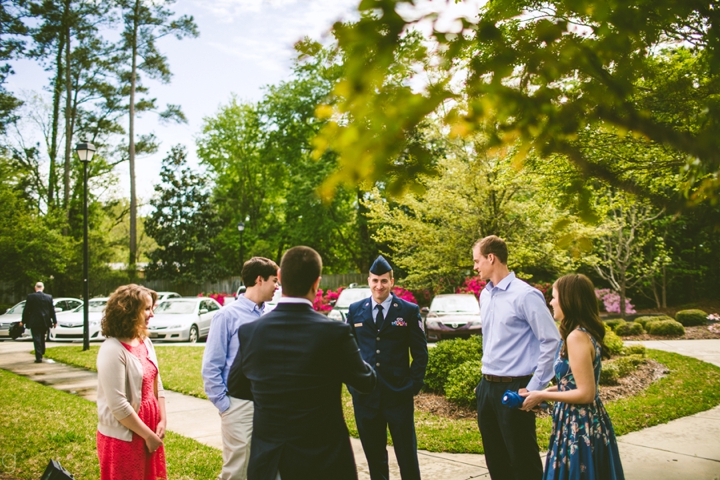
left=472, top=235, right=560, bottom=480
left=202, top=257, right=279, bottom=480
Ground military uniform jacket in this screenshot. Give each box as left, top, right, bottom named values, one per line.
left=347, top=293, right=428, bottom=405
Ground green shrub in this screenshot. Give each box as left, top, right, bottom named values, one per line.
left=445, top=360, right=483, bottom=408
left=622, top=344, right=647, bottom=357
left=600, top=362, right=620, bottom=385
left=612, top=354, right=647, bottom=376
left=605, top=318, right=626, bottom=330
left=604, top=329, right=624, bottom=357
left=675, top=309, right=708, bottom=327
left=647, top=320, right=685, bottom=337
left=635, top=315, right=672, bottom=329
left=424, top=336, right=483, bottom=393
left=614, top=322, right=644, bottom=336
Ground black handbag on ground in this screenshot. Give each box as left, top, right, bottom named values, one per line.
left=9, top=322, right=24, bottom=340
left=40, top=459, right=75, bottom=480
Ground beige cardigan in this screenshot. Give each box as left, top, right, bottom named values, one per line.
left=96, top=336, right=165, bottom=441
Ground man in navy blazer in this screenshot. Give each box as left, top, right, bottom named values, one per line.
left=347, top=256, right=428, bottom=480
left=227, top=246, right=376, bottom=480
left=20, top=282, right=57, bottom=363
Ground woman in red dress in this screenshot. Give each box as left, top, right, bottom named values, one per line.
left=96, top=284, right=167, bottom=479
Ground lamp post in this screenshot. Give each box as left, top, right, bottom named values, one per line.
left=75, top=141, right=96, bottom=351
left=237, top=222, right=245, bottom=268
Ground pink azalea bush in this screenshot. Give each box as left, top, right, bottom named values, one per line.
left=313, top=287, right=344, bottom=312
left=595, top=288, right=636, bottom=314
left=455, top=277, right=487, bottom=296
left=392, top=287, right=418, bottom=305
left=198, top=292, right=234, bottom=306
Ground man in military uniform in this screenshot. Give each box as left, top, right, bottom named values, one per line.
left=347, top=255, right=428, bottom=480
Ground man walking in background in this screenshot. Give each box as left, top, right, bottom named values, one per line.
left=20, top=282, right=57, bottom=363
left=347, top=255, right=428, bottom=480
left=202, top=257, right=279, bottom=480
left=472, top=235, right=560, bottom=480
left=227, top=246, right=376, bottom=480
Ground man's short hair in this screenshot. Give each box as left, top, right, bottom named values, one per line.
left=241, top=257, right=279, bottom=287
left=280, top=246, right=322, bottom=297
left=474, top=235, right=508, bottom=264
left=35, top=282, right=44, bottom=290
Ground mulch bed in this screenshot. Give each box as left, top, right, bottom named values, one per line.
left=415, top=359, right=668, bottom=420
left=620, top=325, right=720, bottom=341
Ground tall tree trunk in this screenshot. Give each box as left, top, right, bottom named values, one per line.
left=48, top=34, right=65, bottom=209
left=661, top=264, right=667, bottom=309
left=128, top=0, right=139, bottom=270
left=63, top=9, right=72, bottom=217
left=619, top=273, right=627, bottom=319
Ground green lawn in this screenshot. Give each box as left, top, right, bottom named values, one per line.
left=0, top=369, right=221, bottom=480
left=43, top=346, right=720, bottom=454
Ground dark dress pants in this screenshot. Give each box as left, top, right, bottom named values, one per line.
left=476, top=377, right=543, bottom=480
left=31, top=327, right=47, bottom=361
left=354, top=394, right=421, bottom=480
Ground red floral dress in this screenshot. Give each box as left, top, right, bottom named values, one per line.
left=97, top=341, right=167, bottom=479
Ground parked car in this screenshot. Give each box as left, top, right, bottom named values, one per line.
left=0, top=297, right=83, bottom=340
left=424, top=293, right=482, bottom=342
left=50, top=297, right=109, bottom=342
left=148, top=297, right=221, bottom=343
left=156, top=291, right=182, bottom=302
left=262, top=287, right=282, bottom=314
left=326, top=284, right=372, bottom=321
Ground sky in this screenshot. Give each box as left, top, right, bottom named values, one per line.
left=5, top=0, right=360, bottom=207
left=4, top=0, right=484, bottom=209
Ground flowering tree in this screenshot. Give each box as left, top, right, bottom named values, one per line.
left=595, top=289, right=636, bottom=315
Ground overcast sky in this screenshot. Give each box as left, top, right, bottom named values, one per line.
left=5, top=0, right=484, bottom=208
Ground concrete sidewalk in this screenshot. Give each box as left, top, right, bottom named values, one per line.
left=1, top=339, right=719, bottom=479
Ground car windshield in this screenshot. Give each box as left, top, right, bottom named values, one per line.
left=5, top=302, right=24, bottom=314
left=430, top=295, right=480, bottom=313
left=336, top=288, right=372, bottom=308
left=154, top=301, right=196, bottom=314
left=88, top=300, right=107, bottom=312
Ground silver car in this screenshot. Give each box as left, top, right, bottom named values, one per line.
left=0, top=297, right=83, bottom=340
left=424, top=294, right=482, bottom=342
left=50, top=298, right=108, bottom=342
left=148, top=297, right=221, bottom=343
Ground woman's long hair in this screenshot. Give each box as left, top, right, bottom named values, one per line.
left=102, top=284, right=157, bottom=340
left=555, top=274, right=610, bottom=359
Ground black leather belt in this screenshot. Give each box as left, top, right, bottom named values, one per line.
left=483, top=374, right=533, bottom=383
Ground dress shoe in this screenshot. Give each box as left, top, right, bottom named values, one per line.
left=34, top=359, right=42, bottom=363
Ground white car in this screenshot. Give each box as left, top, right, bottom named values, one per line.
left=156, top=291, right=182, bottom=302
left=50, top=297, right=109, bottom=342
left=327, top=285, right=372, bottom=321
left=148, top=297, right=221, bottom=343
left=263, top=287, right=282, bottom=314
left=0, top=297, right=83, bottom=340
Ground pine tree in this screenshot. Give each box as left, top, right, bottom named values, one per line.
left=144, top=145, right=227, bottom=284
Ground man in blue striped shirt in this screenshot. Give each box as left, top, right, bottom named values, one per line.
left=473, top=236, right=560, bottom=480
left=202, top=257, right=279, bottom=480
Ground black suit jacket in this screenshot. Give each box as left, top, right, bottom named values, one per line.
left=227, top=302, right=376, bottom=480
left=21, top=291, right=57, bottom=331
left=346, top=293, right=428, bottom=405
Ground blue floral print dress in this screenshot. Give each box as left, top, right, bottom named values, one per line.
left=543, top=328, right=625, bottom=480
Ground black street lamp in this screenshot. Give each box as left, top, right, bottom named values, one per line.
left=76, top=141, right=96, bottom=351
left=237, top=222, right=245, bottom=268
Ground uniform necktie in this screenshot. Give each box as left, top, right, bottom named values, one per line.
left=375, top=305, right=384, bottom=329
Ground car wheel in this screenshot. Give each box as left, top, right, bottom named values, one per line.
left=189, top=325, right=199, bottom=344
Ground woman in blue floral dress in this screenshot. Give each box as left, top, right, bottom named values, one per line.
left=520, top=274, right=625, bottom=480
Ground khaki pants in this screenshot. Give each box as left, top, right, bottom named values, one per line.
left=218, top=397, right=254, bottom=480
